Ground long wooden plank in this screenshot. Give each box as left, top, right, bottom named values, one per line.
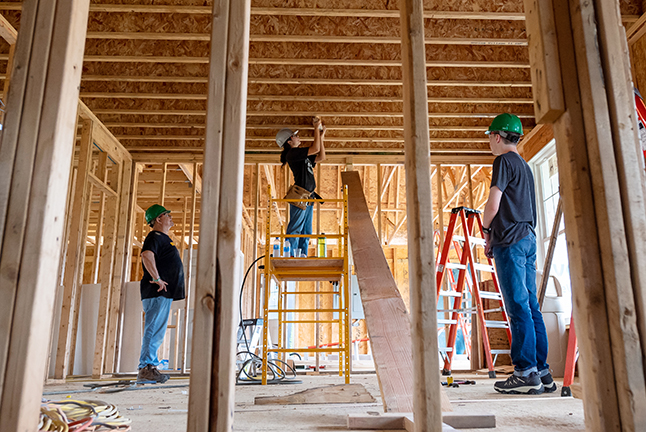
left=0, top=0, right=90, bottom=428
left=342, top=171, right=450, bottom=414
left=549, top=0, right=642, bottom=430
left=400, top=1, right=447, bottom=429
left=187, top=0, right=250, bottom=430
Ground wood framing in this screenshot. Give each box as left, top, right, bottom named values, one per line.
left=400, top=1, right=445, bottom=429
left=0, top=0, right=90, bottom=429
left=187, top=0, right=251, bottom=431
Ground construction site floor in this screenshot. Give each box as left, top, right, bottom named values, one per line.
left=42, top=372, right=584, bottom=431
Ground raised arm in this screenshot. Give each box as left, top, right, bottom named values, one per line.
left=315, top=125, right=326, bottom=163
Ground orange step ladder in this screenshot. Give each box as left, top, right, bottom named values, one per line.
left=436, top=207, right=512, bottom=378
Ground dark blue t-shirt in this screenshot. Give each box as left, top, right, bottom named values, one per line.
left=489, top=152, right=537, bottom=247
left=140, top=231, right=186, bottom=301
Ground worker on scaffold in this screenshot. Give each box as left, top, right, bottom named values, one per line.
left=482, top=113, right=555, bottom=395
left=275, top=117, right=326, bottom=256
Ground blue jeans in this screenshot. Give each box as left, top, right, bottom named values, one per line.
left=286, top=203, right=313, bottom=255
left=492, top=232, right=549, bottom=376
left=138, top=296, right=173, bottom=369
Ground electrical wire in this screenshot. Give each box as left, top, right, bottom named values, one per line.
left=39, top=399, right=131, bottom=431
left=236, top=255, right=299, bottom=384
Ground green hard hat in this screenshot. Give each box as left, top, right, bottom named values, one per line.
left=485, top=113, right=524, bottom=137
left=145, top=204, right=170, bottom=224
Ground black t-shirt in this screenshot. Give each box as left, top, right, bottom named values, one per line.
left=140, top=231, right=186, bottom=301
left=286, top=147, right=317, bottom=192
left=489, top=152, right=537, bottom=247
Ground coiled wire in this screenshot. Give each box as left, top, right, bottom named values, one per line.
left=39, top=399, right=131, bottom=431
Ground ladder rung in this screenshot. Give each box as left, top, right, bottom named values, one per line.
left=490, top=349, right=511, bottom=355
left=479, top=291, right=503, bottom=300
left=483, top=308, right=504, bottom=314
left=437, top=319, right=458, bottom=325
left=439, top=290, right=463, bottom=297
left=438, top=347, right=454, bottom=352
left=453, top=235, right=486, bottom=246
left=445, top=263, right=467, bottom=270
left=474, top=263, right=495, bottom=272
left=485, top=320, right=510, bottom=329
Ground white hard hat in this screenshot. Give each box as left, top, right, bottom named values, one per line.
left=276, top=128, right=298, bottom=147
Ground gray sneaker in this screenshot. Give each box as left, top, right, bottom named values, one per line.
left=541, top=372, right=557, bottom=393
left=137, top=365, right=170, bottom=383
left=494, top=372, right=544, bottom=394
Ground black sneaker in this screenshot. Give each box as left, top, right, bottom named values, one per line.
left=541, top=372, right=557, bottom=393
left=494, top=372, right=544, bottom=394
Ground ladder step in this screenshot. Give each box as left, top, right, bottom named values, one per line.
left=437, top=319, right=458, bottom=325
left=453, top=235, right=486, bottom=246
left=445, top=263, right=467, bottom=270
left=483, top=307, right=504, bottom=314
left=485, top=320, right=510, bottom=329
left=474, top=263, right=495, bottom=272
left=479, top=291, right=503, bottom=300
left=438, top=347, right=454, bottom=352
left=490, top=349, right=511, bottom=355
left=439, top=290, right=463, bottom=297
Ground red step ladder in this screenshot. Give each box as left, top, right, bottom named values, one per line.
left=436, top=207, right=512, bottom=378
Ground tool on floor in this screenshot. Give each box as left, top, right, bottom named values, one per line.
left=442, top=378, right=476, bottom=388
left=82, top=380, right=156, bottom=393
left=436, top=207, right=512, bottom=378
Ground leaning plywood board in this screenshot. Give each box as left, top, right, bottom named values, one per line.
left=255, top=383, right=375, bottom=405
left=342, top=171, right=451, bottom=413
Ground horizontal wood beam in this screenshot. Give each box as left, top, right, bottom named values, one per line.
left=0, top=4, right=528, bottom=20
left=117, top=136, right=490, bottom=144
left=80, top=92, right=533, bottom=104
left=83, top=31, right=527, bottom=46
left=75, top=55, right=530, bottom=68
left=91, top=109, right=535, bottom=118
left=130, top=151, right=495, bottom=165
left=80, top=75, right=532, bottom=87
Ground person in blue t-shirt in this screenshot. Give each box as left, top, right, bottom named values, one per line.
left=275, top=117, right=326, bottom=256
left=482, top=113, right=555, bottom=395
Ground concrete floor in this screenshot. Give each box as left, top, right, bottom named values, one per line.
left=42, top=372, right=584, bottom=431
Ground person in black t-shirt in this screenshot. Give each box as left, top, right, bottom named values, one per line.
left=276, top=117, right=327, bottom=255
left=137, top=204, right=186, bottom=383
left=482, top=114, right=554, bottom=395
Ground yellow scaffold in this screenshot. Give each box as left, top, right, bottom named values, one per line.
left=262, top=185, right=351, bottom=384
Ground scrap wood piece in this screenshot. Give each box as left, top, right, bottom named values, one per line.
left=342, top=171, right=451, bottom=413
left=347, top=413, right=495, bottom=430
left=254, top=383, right=376, bottom=405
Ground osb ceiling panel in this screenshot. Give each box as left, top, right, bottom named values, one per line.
left=0, top=0, right=642, bottom=160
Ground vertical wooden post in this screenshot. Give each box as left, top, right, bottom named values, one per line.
left=181, top=162, right=198, bottom=373
left=536, top=0, right=646, bottom=429
left=187, top=0, right=250, bottom=429
left=54, top=117, right=93, bottom=379
left=105, top=159, right=135, bottom=373
left=0, top=0, right=90, bottom=427
left=252, top=163, right=260, bottom=314
left=92, top=152, right=108, bottom=283
left=159, top=162, right=168, bottom=206
left=93, top=161, right=122, bottom=378
left=400, top=0, right=443, bottom=430
left=180, top=197, right=188, bottom=261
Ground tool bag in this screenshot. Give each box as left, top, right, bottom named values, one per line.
left=284, top=184, right=311, bottom=210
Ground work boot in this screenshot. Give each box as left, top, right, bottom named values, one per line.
left=137, top=365, right=170, bottom=384
left=494, top=372, right=544, bottom=395
left=540, top=372, right=557, bottom=393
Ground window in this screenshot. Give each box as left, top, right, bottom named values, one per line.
left=530, top=140, right=572, bottom=313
